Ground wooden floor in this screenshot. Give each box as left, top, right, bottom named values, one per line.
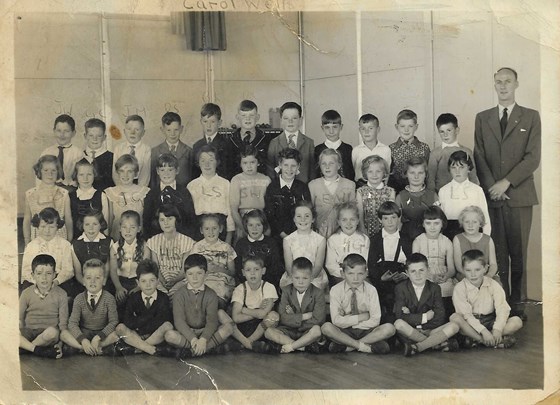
left=20, top=304, right=543, bottom=391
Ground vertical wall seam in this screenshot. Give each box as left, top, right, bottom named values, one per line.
left=356, top=11, right=362, bottom=145
left=298, top=11, right=305, bottom=133
left=100, top=12, right=112, bottom=149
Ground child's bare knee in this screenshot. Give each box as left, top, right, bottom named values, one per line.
left=449, top=313, right=463, bottom=324
left=43, top=327, right=59, bottom=342
left=321, top=322, right=334, bottom=334
left=309, top=325, right=322, bottom=338
left=393, top=319, right=407, bottom=332
left=164, top=330, right=179, bottom=344
left=162, top=321, right=174, bottom=332
left=115, top=324, right=128, bottom=337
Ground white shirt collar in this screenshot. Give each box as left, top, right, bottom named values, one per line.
left=498, top=102, right=516, bottom=117
left=344, top=281, right=364, bottom=293
left=324, top=176, right=340, bottom=186
left=85, top=144, right=108, bottom=158
left=367, top=181, right=385, bottom=190
left=76, top=187, right=97, bottom=199
left=160, top=181, right=177, bottom=191
left=279, top=176, right=295, bottom=189
left=382, top=229, right=400, bottom=239
left=166, top=140, right=180, bottom=149
left=88, top=291, right=101, bottom=301
left=141, top=291, right=158, bottom=302
left=78, top=233, right=106, bottom=242
left=248, top=234, right=265, bottom=242
left=285, top=131, right=299, bottom=142
left=187, top=284, right=206, bottom=293
left=126, top=141, right=144, bottom=149
left=441, top=141, right=460, bottom=149
left=205, top=133, right=218, bottom=143
left=324, top=139, right=342, bottom=149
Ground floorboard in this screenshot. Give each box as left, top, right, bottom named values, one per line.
left=20, top=304, right=543, bottom=391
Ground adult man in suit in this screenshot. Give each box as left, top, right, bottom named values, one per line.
left=474, top=67, right=541, bottom=320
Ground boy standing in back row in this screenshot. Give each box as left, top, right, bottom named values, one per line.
left=314, top=110, right=354, bottom=180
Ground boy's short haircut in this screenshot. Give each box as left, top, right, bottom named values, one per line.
left=406, top=156, right=428, bottom=172
left=54, top=114, right=76, bottom=131
left=33, top=155, right=63, bottom=180
left=31, top=207, right=65, bottom=229
left=448, top=150, right=474, bottom=171
left=359, top=113, right=379, bottom=125
left=278, top=147, right=302, bottom=164
left=83, top=258, right=105, bottom=272
left=242, top=209, right=269, bottom=233
left=458, top=205, right=486, bottom=228
left=292, top=199, right=316, bottom=220
left=136, top=259, right=159, bottom=279
left=195, top=144, right=219, bottom=166
left=336, top=201, right=359, bottom=220
left=78, top=209, right=109, bottom=233
left=461, top=249, right=487, bottom=267
left=31, top=254, right=56, bottom=273
left=321, top=109, right=342, bottom=125
left=436, top=113, right=458, bottom=129
left=396, top=109, right=418, bottom=124
left=280, top=101, right=302, bottom=117
left=361, top=155, right=389, bottom=180
left=199, top=213, right=223, bottom=229
left=495, top=67, right=518, bottom=80
left=84, top=118, right=106, bottom=133
left=406, top=252, right=428, bottom=268
left=115, top=153, right=139, bottom=174
left=184, top=253, right=208, bottom=272
left=341, top=253, right=367, bottom=271
left=422, top=205, right=448, bottom=230
left=200, top=103, right=221, bottom=120
left=377, top=201, right=402, bottom=219
left=242, top=254, right=265, bottom=269
left=318, top=148, right=342, bottom=167
left=125, top=114, right=145, bottom=126
left=71, top=158, right=98, bottom=182
left=292, top=257, right=313, bottom=273
left=156, top=204, right=182, bottom=225
left=156, top=152, right=179, bottom=169
left=161, top=111, right=182, bottom=126
left=239, top=99, right=258, bottom=112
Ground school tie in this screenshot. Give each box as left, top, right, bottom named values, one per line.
left=500, top=107, right=508, bottom=137
left=57, top=146, right=65, bottom=180
left=243, top=131, right=251, bottom=144
left=207, top=136, right=212, bottom=144
left=170, top=144, right=177, bottom=155
left=350, top=288, right=359, bottom=315
left=91, top=150, right=96, bottom=160
left=90, top=295, right=96, bottom=309
left=288, top=134, right=296, bottom=149
left=145, top=296, right=152, bottom=309
left=129, top=145, right=136, bottom=156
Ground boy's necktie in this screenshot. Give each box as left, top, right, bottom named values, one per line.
left=500, top=107, right=508, bottom=137
left=145, top=296, right=152, bottom=309
left=57, top=146, right=65, bottom=180
left=243, top=131, right=251, bottom=144
left=170, top=144, right=176, bottom=155
left=90, top=296, right=96, bottom=309
left=207, top=136, right=212, bottom=144
left=129, top=145, right=136, bottom=156
left=350, top=288, right=359, bottom=315
left=288, top=134, right=296, bottom=148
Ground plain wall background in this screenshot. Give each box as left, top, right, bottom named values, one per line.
left=14, top=10, right=541, bottom=300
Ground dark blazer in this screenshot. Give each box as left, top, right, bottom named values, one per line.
left=267, top=131, right=315, bottom=183
left=278, top=284, right=326, bottom=331
left=151, top=141, right=193, bottom=189
left=123, top=290, right=173, bottom=336
left=264, top=177, right=311, bottom=237
left=474, top=104, right=541, bottom=208
left=192, top=133, right=233, bottom=180
left=394, top=279, right=446, bottom=330
left=367, top=231, right=413, bottom=286
left=314, top=142, right=355, bottom=181
left=228, top=128, right=273, bottom=178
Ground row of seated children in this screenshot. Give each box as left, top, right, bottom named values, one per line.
left=25, top=101, right=477, bottom=243
left=20, top=248, right=522, bottom=360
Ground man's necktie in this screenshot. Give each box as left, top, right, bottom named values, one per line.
left=350, top=288, right=359, bottom=315
left=500, top=107, right=508, bottom=137
left=288, top=134, right=296, bottom=149
left=57, top=146, right=65, bottom=180
left=207, top=136, right=212, bottom=144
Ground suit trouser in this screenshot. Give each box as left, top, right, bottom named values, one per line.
left=489, top=205, right=533, bottom=304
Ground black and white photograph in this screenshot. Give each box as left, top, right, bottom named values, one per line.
left=1, top=0, right=558, bottom=404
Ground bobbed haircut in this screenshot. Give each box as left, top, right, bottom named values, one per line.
left=195, top=144, right=219, bottom=166
left=458, top=205, right=486, bottom=228
left=114, top=153, right=139, bottom=174
left=156, top=204, right=182, bottom=226
left=448, top=150, right=474, bottom=171
left=318, top=148, right=342, bottom=167
left=31, top=207, right=65, bottom=229
left=361, top=155, right=389, bottom=180
left=292, top=199, right=316, bottom=220
left=72, top=158, right=97, bottom=182
left=33, top=155, right=63, bottom=180
left=242, top=209, right=269, bottom=234
left=422, top=205, right=448, bottom=230
left=77, top=209, right=108, bottom=233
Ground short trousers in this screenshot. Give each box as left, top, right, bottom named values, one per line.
left=20, top=327, right=47, bottom=341
left=79, top=328, right=104, bottom=341
left=275, top=326, right=310, bottom=340
left=340, top=327, right=373, bottom=340
left=473, top=312, right=497, bottom=330
left=237, top=319, right=262, bottom=337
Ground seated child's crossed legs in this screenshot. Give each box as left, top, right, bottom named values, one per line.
left=394, top=319, right=459, bottom=352
left=449, top=312, right=523, bottom=347
left=60, top=328, right=119, bottom=354
left=265, top=325, right=322, bottom=353
left=20, top=327, right=60, bottom=354
left=115, top=321, right=174, bottom=355
left=227, top=310, right=279, bottom=350
left=321, top=322, right=395, bottom=353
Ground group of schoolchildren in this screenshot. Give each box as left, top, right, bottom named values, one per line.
left=19, top=99, right=523, bottom=361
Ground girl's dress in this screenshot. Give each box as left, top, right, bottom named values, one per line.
left=309, top=177, right=356, bottom=239
left=26, top=184, right=69, bottom=241
left=105, top=185, right=150, bottom=241
left=190, top=239, right=237, bottom=302
left=111, top=238, right=142, bottom=290
left=357, top=183, right=395, bottom=238
left=146, top=233, right=195, bottom=296
left=72, top=233, right=112, bottom=266
left=414, top=233, right=454, bottom=297
left=455, top=233, right=491, bottom=262
left=69, top=188, right=104, bottom=238
left=281, top=230, right=327, bottom=290
left=396, top=187, right=438, bottom=241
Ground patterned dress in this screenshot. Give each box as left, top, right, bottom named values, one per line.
left=357, top=184, right=395, bottom=238
left=396, top=187, right=438, bottom=241
left=413, top=233, right=454, bottom=297
left=26, top=184, right=69, bottom=241
left=105, top=185, right=150, bottom=240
